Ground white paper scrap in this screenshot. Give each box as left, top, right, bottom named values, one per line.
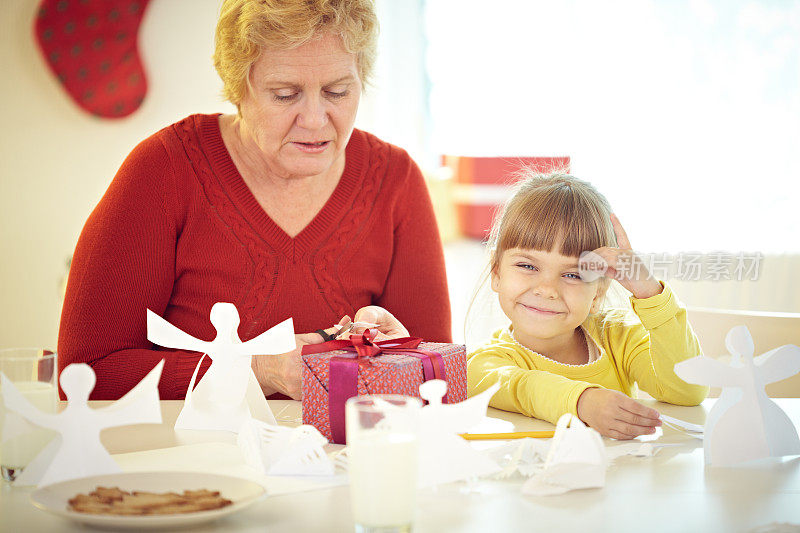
left=485, top=435, right=679, bottom=479
left=486, top=438, right=552, bottom=478
left=331, top=322, right=379, bottom=339
left=604, top=442, right=687, bottom=461
left=660, top=414, right=704, bottom=439
left=147, top=303, right=296, bottom=433
left=1, top=361, right=164, bottom=487
left=660, top=414, right=704, bottom=433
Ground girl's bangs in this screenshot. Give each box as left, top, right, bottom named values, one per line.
left=500, top=189, right=611, bottom=258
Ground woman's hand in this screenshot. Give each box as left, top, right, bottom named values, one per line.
left=250, top=310, right=407, bottom=398
left=252, top=317, right=351, bottom=399
left=580, top=213, right=663, bottom=299
left=351, top=305, right=409, bottom=340
left=576, top=388, right=662, bottom=439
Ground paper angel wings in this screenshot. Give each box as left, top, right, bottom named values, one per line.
left=674, top=325, right=800, bottom=466
left=0, top=361, right=163, bottom=487
left=349, top=380, right=502, bottom=487
left=415, top=380, right=502, bottom=487
left=147, top=303, right=296, bottom=432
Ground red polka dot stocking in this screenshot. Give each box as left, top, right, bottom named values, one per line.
left=34, top=0, right=152, bottom=119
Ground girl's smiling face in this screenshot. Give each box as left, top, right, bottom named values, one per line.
left=491, top=246, right=606, bottom=349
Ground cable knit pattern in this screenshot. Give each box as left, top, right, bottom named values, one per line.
left=171, top=119, right=278, bottom=326
left=58, top=113, right=452, bottom=400
left=310, top=133, right=387, bottom=316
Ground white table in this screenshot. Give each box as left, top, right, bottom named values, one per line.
left=2, top=399, right=799, bottom=533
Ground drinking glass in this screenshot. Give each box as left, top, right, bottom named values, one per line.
left=346, top=395, right=422, bottom=533
left=0, top=348, right=58, bottom=482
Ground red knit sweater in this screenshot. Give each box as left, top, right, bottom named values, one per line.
left=58, top=114, right=451, bottom=400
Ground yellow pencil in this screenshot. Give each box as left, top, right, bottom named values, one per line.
left=459, top=430, right=555, bottom=440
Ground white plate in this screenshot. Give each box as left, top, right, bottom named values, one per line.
left=29, top=471, right=266, bottom=530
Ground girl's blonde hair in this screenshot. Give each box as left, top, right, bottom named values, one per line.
left=213, top=0, right=379, bottom=109
left=488, top=172, right=617, bottom=273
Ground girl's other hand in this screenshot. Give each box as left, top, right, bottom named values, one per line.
left=352, top=305, right=410, bottom=340
left=576, top=387, right=662, bottom=439
left=582, top=213, right=663, bottom=299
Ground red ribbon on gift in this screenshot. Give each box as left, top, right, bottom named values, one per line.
left=301, top=329, right=449, bottom=444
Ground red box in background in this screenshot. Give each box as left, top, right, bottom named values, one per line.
left=444, top=156, right=571, bottom=240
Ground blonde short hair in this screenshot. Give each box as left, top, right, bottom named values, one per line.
left=488, top=172, right=617, bottom=273
left=214, top=0, right=379, bottom=108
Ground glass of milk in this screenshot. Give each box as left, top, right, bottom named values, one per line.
left=346, top=395, right=422, bottom=533
left=0, top=348, right=58, bottom=482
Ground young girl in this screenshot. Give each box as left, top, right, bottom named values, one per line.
left=467, top=173, right=708, bottom=439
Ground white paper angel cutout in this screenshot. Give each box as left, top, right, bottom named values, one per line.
left=0, top=360, right=164, bottom=487
left=237, top=419, right=334, bottom=476
left=674, top=325, right=800, bottom=466
left=147, top=303, right=296, bottom=432
left=413, top=380, right=503, bottom=487
left=419, top=379, right=501, bottom=432
left=522, top=413, right=606, bottom=496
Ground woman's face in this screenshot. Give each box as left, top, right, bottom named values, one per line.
left=239, top=32, right=362, bottom=181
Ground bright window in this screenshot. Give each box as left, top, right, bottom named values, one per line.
left=425, top=0, right=800, bottom=253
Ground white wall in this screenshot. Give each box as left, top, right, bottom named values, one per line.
left=1, top=0, right=241, bottom=349
left=0, top=0, right=428, bottom=350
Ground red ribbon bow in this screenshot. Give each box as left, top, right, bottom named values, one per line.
left=302, top=329, right=449, bottom=444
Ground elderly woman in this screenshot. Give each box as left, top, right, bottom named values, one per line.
left=58, top=0, right=450, bottom=401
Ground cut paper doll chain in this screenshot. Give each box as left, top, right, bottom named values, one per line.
left=249, top=422, right=334, bottom=475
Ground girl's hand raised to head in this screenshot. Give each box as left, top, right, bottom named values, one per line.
left=576, top=388, right=662, bottom=440
left=581, top=213, right=663, bottom=299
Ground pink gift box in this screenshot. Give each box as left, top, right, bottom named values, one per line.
left=301, top=337, right=467, bottom=443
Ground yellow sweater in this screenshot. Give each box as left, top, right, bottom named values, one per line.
left=467, top=283, right=709, bottom=424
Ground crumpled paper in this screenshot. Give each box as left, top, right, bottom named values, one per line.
left=487, top=435, right=675, bottom=480
left=481, top=438, right=551, bottom=478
